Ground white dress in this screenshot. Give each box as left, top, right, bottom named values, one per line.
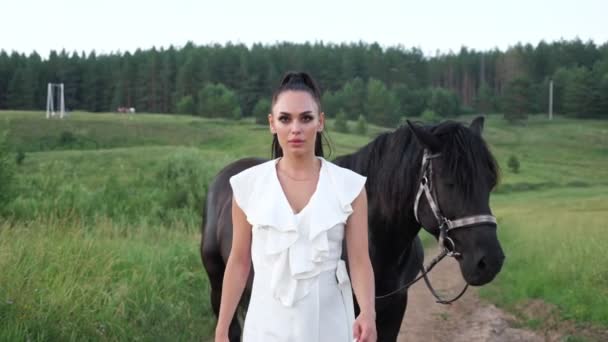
left=229, top=156, right=367, bottom=342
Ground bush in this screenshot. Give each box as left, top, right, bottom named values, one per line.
left=355, top=115, right=368, bottom=135
left=334, top=110, right=349, bottom=133
left=428, top=88, right=460, bottom=117
left=16, top=149, right=25, bottom=165
left=508, top=155, right=520, bottom=173
left=59, top=131, right=77, bottom=147
left=198, top=83, right=241, bottom=119
left=156, top=151, right=209, bottom=213
left=176, top=95, right=195, bottom=115
left=253, top=98, right=271, bottom=125
left=421, top=109, right=440, bottom=123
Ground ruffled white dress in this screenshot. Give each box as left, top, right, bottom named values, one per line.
left=229, top=156, right=367, bottom=342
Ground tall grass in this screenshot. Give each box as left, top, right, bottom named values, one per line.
left=5, top=147, right=233, bottom=226
left=0, top=219, right=214, bottom=341
left=482, top=186, right=608, bottom=326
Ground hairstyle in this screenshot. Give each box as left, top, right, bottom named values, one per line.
left=270, top=71, right=332, bottom=159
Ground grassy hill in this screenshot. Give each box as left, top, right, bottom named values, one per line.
left=0, top=110, right=606, bottom=340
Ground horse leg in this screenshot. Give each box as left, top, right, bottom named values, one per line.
left=201, top=241, right=242, bottom=341
left=376, top=292, right=408, bottom=342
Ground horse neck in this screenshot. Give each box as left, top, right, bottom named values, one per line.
left=333, top=128, right=424, bottom=244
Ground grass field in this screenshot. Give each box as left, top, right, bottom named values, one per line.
left=484, top=186, right=608, bottom=326
left=0, top=110, right=606, bottom=339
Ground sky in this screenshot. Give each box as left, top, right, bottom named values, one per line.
left=1, top=0, right=606, bottom=58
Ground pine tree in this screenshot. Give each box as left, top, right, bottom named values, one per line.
left=365, top=79, right=401, bottom=127
left=503, top=77, right=532, bottom=123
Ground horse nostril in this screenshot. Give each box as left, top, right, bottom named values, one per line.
left=477, top=256, right=487, bottom=270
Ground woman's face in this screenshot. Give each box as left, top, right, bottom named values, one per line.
left=269, top=90, right=324, bottom=157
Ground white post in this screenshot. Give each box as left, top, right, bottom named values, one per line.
left=60, top=83, right=65, bottom=119
left=549, top=80, right=554, bottom=121
left=50, top=84, right=55, bottom=117
left=46, top=83, right=52, bottom=119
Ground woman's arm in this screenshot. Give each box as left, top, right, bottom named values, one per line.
left=215, top=197, right=252, bottom=340
left=346, top=188, right=377, bottom=342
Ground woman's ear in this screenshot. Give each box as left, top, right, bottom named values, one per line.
left=268, top=113, right=276, bottom=134
left=318, top=112, right=325, bottom=132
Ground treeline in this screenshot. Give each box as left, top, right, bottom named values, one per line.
left=0, top=39, right=607, bottom=126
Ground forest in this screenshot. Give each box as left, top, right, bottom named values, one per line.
left=1, top=39, right=607, bottom=126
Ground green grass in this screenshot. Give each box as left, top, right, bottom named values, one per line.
left=481, top=186, right=608, bottom=326
left=477, top=114, right=608, bottom=189
left=0, top=110, right=607, bottom=338
left=0, top=219, right=214, bottom=341
left=0, top=110, right=375, bottom=157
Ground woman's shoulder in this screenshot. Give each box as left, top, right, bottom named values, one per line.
left=229, top=159, right=276, bottom=213
left=321, top=157, right=367, bottom=211
left=231, top=158, right=275, bottom=182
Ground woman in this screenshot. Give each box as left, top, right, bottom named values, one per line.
left=215, top=72, right=377, bottom=342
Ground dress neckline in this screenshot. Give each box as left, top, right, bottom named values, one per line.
left=273, top=156, right=324, bottom=216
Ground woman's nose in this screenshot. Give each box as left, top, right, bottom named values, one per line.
left=290, top=122, right=302, bottom=134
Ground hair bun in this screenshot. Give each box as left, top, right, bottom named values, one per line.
left=280, top=72, right=305, bottom=86
left=279, top=71, right=321, bottom=99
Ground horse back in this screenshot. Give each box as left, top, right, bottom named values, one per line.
left=201, top=157, right=268, bottom=263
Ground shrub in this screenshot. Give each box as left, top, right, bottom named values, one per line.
left=156, top=151, right=209, bottom=213
left=421, top=109, right=440, bottom=123
left=508, top=155, right=520, bottom=173
left=355, top=115, right=368, bottom=135
left=334, top=110, right=349, bottom=133
left=176, top=95, right=195, bottom=115
left=16, top=149, right=25, bottom=165
left=253, top=98, right=271, bottom=125
left=59, top=131, right=76, bottom=147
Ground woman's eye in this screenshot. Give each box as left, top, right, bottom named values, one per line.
left=302, top=116, right=314, bottom=122
left=279, top=116, right=289, bottom=122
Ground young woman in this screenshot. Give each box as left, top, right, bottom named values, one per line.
left=215, top=72, right=377, bottom=342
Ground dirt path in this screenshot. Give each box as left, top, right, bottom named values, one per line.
left=397, top=248, right=545, bottom=342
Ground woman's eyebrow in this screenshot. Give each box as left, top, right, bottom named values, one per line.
left=278, top=111, right=313, bottom=116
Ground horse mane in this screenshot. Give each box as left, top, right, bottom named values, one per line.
left=430, top=121, right=500, bottom=200
left=333, top=125, right=422, bottom=221
left=334, top=120, right=500, bottom=221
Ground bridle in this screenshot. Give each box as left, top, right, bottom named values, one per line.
left=376, top=149, right=498, bottom=304
left=414, top=150, right=497, bottom=256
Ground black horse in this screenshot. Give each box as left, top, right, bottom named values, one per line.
left=201, top=116, right=505, bottom=341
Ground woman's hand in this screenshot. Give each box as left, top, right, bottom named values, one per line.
left=353, top=311, right=377, bottom=342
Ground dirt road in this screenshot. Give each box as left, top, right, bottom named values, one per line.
left=397, top=248, right=545, bottom=342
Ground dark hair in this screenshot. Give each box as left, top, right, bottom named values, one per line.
left=270, top=71, right=332, bottom=159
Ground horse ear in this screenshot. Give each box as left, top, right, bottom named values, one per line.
left=470, top=116, right=485, bottom=135
left=407, top=120, right=441, bottom=152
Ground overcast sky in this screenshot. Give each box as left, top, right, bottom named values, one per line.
left=1, top=0, right=606, bottom=58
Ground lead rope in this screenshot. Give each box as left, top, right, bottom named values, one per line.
left=375, top=248, right=448, bottom=299
left=375, top=246, right=470, bottom=304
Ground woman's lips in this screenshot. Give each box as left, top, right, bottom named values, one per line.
left=288, top=139, right=304, bottom=145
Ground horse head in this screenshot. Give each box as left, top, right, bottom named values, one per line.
left=407, top=116, right=505, bottom=286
